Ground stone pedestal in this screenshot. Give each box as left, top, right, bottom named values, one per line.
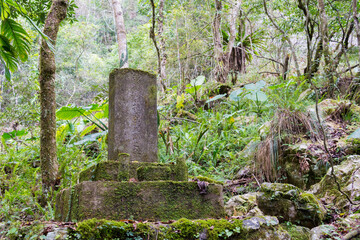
left=55, top=69, right=225, bottom=222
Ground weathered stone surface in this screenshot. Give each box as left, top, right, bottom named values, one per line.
left=310, top=155, right=360, bottom=211
left=309, top=225, right=338, bottom=240
left=79, top=160, right=188, bottom=182
left=108, top=68, right=157, bottom=162
left=225, top=192, right=263, bottom=217
left=257, top=183, right=326, bottom=228
left=55, top=181, right=225, bottom=222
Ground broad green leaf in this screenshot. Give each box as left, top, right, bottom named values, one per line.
left=1, top=19, right=31, bottom=62
left=246, top=91, right=268, bottom=102
left=229, top=88, right=244, bottom=101
left=190, top=75, right=205, bottom=86
left=56, top=106, right=86, bottom=120
left=206, top=94, right=226, bottom=103
left=73, top=131, right=107, bottom=145
left=2, top=129, right=27, bottom=140
left=244, top=80, right=266, bottom=91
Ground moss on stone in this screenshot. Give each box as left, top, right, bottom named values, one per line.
left=79, top=161, right=188, bottom=182
left=192, top=176, right=224, bottom=185
left=137, top=166, right=171, bottom=181
left=67, top=216, right=292, bottom=240
left=56, top=181, right=225, bottom=222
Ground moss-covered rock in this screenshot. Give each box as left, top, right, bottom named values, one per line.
left=55, top=181, right=225, bottom=222
left=225, top=192, right=263, bottom=217
left=65, top=216, right=290, bottom=240
left=281, top=223, right=310, bottom=240
left=257, top=183, right=326, bottom=228
left=310, top=155, right=360, bottom=211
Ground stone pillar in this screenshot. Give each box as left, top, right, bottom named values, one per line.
left=108, top=69, right=157, bottom=162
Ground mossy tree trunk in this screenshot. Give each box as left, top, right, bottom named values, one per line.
left=39, top=0, right=68, bottom=195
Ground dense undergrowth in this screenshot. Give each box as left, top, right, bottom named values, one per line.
left=0, top=73, right=360, bottom=236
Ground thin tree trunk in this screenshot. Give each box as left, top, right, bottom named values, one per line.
left=150, top=0, right=166, bottom=91
left=263, top=0, right=301, bottom=77
left=212, top=0, right=226, bottom=83
left=111, top=0, right=128, bottom=68
left=227, top=0, right=241, bottom=61
left=175, top=17, right=183, bottom=92
left=158, top=0, right=167, bottom=90
left=39, top=0, right=68, bottom=194
left=318, top=0, right=334, bottom=96
left=353, top=0, right=360, bottom=66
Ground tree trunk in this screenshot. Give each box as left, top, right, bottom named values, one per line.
left=158, top=0, right=167, bottom=90
left=226, top=0, right=241, bottom=61
left=112, top=0, right=128, bottom=68
left=353, top=0, right=360, bottom=67
left=39, top=0, right=68, bottom=194
left=212, top=0, right=226, bottom=83
left=150, top=0, right=166, bottom=92
left=318, top=0, right=334, bottom=96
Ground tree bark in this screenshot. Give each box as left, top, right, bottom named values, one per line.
left=227, top=0, right=241, bottom=61
left=212, top=0, right=226, bottom=82
left=111, top=0, right=128, bottom=68
left=318, top=0, right=334, bottom=96
left=158, top=0, right=167, bottom=90
left=353, top=0, right=360, bottom=66
left=150, top=0, right=166, bottom=91
left=39, top=0, right=68, bottom=194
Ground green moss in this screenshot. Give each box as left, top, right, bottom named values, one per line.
left=79, top=161, right=189, bottom=182
left=137, top=166, right=171, bottom=181
left=281, top=223, right=310, bottom=240
left=192, top=176, right=224, bottom=185
left=56, top=181, right=225, bottom=222
left=69, top=218, right=247, bottom=240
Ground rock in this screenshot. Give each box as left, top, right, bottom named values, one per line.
left=309, top=214, right=360, bottom=239
left=225, top=192, right=263, bottom=217
left=310, top=155, right=360, bottom=211
left=309, top=225, right=339, bottom=240
left=44, top=226, right=68, bottom=240
left=242, top=216, right=279, bottom=231
left=257, top=182, right=326, bottom=228
left=281, top=224, right=310, bottom=240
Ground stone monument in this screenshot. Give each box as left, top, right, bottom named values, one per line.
left=55, top=69, right=225, bottom=222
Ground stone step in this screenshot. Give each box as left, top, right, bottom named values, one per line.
left=79, top=160, right=188, bottom=182
left=55, top=181, right=225, bottom=222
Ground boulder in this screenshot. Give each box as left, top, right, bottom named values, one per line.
left=309, top=214, right=360, bottom=239
left=257, top=183, right=326, bottom=228
left=225, top=192, right=263, bottom=217
left=310, top=155, right=360, bottom=211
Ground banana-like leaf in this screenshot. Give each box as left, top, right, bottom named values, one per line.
left=56, top=106, right=87, bottom=120
left=1, top=18, right=31, bottom=62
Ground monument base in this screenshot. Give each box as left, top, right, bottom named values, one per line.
left=55, top=181, right=225, bottom=222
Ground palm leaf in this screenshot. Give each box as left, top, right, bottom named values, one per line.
left=0, top=34, right=17, bottom=73
left=1, top=18, right=30, bottom=62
